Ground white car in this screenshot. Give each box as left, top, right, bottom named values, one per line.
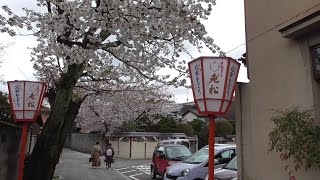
left=164, top=145, right=236, bottom=180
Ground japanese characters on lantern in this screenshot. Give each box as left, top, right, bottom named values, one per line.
left=7, top=81, right=47, bottom=122
left=188, top=57, right=240, bottom=115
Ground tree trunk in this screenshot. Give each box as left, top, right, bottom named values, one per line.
left=23, top=64, right=84, bottom=180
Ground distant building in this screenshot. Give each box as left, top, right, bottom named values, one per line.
left=173, top=102, right=236, bottom=123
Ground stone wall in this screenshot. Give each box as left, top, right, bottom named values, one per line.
left=68, top=133, right=106, bottom=154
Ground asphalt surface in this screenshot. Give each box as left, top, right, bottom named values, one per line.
left=54, top=148, right=153, bottom=180
left=114, top=163, right=162, bottom=180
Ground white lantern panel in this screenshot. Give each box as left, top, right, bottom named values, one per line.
left=225, top=60, right=240, bottom=101
left=196, top=100, right=206, bottom=112
left=221, top=100, right=230, bottom=113
left=8, top=82, right=24, bottom=110
left=206, top=100, right=223, bottom=112
left=24, top=82, right=44, bottom=111
left=15, top=111, right=24, bottom=119
left=203, top=58, right=228, bottom=99
left=189, top=59, right=204, bottom=100
left=24, top=111, right=36, bottom=120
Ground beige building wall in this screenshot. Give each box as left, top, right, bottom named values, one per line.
left=109, top=141, right=119, bottom=157
left=118, top=141, right=130, bottom=159
left=183, top=112, right=206, bottom=122
left=111, top=140, right=157, bottom=159
left=242, top=0, right=320, bottom=180
left=131, top=142, right=146, bottom=159
left=146, top=142, right=158, bottom=158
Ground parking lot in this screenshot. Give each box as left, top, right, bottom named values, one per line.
left=115, top=163, right=165, bottom=180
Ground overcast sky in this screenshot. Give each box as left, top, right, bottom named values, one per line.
left=0, top=0, right=247, bottom=103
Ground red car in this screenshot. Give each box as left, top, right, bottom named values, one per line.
left=151, top=144, right=192, bottom=179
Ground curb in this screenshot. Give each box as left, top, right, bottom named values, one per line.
left=113, top=169, right=132, bottom=180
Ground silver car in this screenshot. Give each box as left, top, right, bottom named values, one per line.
left=164, top=144, right=236, bottom=180
left=205, top=156, right=238, bottom=180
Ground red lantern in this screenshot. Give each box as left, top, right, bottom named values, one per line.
left=188, top=57, right=240, bottom=180
left=188, top=56, right=240, bottom=116
left=7, top=80, right=47, bottom=180
left=7, top=81, right=47, bottom=122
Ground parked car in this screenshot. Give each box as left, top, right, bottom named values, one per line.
left=164, top=144, right=236, bottom=180
left=205, top=156, right=237, bottom=180
left=157, top=139, right=191, bottom=149
left=151, top=144, right=192, bottom=179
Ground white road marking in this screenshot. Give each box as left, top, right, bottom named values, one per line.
left=116, top=167, right=130, bottom=171
left=121, top=170, right=137, bottom=174
left=131, top=164, right=150, bottom=174
left=129, top=173, right=143, bottom=180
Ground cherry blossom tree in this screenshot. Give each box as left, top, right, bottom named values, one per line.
left=77, top=87, right=181, bottom=134
left=0, top=43, right=7, bottom=82
left=0, top=1, right=222, bottom=179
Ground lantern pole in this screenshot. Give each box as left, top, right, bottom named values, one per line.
left=208, top=115, right=215, bottom=180
left=18, top=123, right=28, bottom=180
left=7, top=81, right=47, bottom=180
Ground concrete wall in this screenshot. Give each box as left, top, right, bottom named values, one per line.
left=146, top=142, right=159, bottom=158
left=0, top=122, right=21, bottom=180
left=67, top=134, right=159, bottom=159
left=131, top=142, right=145, bottom=159
left=109, top=140, right=119, bottom=157
left=118, top=141, right=131, bottom=159
left=69, top=133, right=106, bottom=154
left=243, top=1, right=320, bottom=179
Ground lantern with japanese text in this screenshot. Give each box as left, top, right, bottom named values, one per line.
left=7, top=81, right=47, bottom=122
left=7, top=80, right=47, bottom=180
left=188, top=56, right=240, bottom=180
left=188, top=56, right=240, bottom=116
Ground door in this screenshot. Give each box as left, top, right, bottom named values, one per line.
left=156, top=146, right=168, bottom=175
left=215, top=149, right=236, bottom=168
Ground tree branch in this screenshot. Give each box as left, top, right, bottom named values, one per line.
left=134, top=109, right=151, bottom=122
left=101, top=40, right=123, bottom=49
left=80, top=72, right=112, bottom=82
left=46, top=1, right=52, bottom=13
left=102, top=49, right=151, bottom=80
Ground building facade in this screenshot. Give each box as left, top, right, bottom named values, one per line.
left=237, top=1, right=320, bottom=180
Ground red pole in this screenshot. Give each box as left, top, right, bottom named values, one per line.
left=208, top=115, right=215, bottom=180
left=18, top=123, right=28, bottom=180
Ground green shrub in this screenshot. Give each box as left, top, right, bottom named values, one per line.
left=176, top=123, right=194, bottom=137
left=215, top=119, right=233, bottom=137
left=269, top=108, right=320, bottom=176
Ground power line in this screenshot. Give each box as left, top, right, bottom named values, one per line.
left=225, top=2, right=320, bottom=55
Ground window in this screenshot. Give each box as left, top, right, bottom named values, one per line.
left=312, top=45, right=320, bottom=80
left=221, top=149, right=235, bottom=158
left=224, top=156, right=237, bottom=170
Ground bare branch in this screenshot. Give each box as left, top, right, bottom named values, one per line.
left=102, top=48, right=152, bottom=80
left=80, top=72, right=112, bottom=82
left=46, top=1, right=52, bottom=13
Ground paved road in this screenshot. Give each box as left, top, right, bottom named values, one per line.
left=54, top=148, right=152, bottom=180
left=114, top=163, right=162, bottom=180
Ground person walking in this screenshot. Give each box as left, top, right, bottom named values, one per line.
left=91, top=142, right=102, bottom=168
left=104, top=143, right=114, bottom=169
